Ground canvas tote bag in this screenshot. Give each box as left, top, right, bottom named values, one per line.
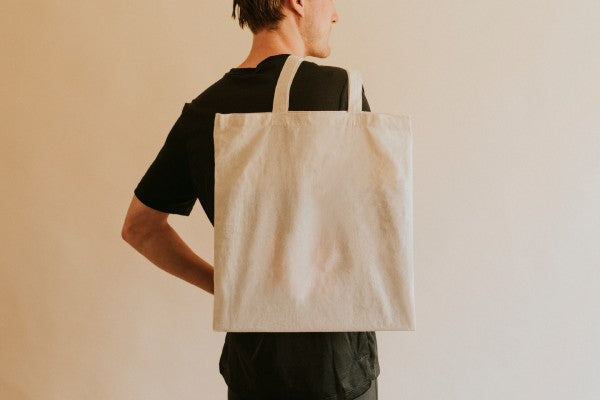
left=213, top=54, right=415, bottom=332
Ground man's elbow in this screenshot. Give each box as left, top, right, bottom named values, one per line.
left=121, top=221, right=137, bottom=244
left=121, top=195, right=168, bottom=244
left=121, top=219, right=150, bottom=246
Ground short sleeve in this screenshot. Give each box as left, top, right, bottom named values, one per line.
left=134, top=103, right=198, bottom=216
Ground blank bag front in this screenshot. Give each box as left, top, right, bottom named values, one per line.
left=212, top=54, right=415, bottom=332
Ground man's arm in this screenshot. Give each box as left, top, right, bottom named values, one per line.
left=121, top=194, right=214, bottom=295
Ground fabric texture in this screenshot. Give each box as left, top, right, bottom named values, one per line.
left=213, top=54, right=415, bottom=332
left=133, top=53, right=381, bottom=399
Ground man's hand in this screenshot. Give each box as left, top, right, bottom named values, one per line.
left=121, top=195, right=214, bottom=295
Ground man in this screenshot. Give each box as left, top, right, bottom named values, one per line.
left=121, top=1, right=379, bottom=399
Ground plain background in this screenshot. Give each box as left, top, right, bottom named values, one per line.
left=2, top=1, right=599, bottom=399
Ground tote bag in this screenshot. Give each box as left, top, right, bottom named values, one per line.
left=213, top=54, right=415, bottom=332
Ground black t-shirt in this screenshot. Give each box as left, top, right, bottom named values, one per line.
left=133, top=53, right=380, bottom=400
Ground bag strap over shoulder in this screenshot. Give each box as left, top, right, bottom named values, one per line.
left=272, top=54, right=363, bottom=113
left=346, top=68, right=363, bottom=112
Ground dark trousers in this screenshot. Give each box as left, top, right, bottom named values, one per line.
left=227, top=378, right=378, bottom=400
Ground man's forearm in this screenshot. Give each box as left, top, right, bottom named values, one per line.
left=124, top=223, right=214, bottom=295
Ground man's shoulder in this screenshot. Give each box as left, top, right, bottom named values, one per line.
left=300, top=58, right=347, bottom=73
left=186, top=57, right=351, bottom=114
left=292, top=60, right=350, bottom=110
left=297, top=59, right=349, bottom=84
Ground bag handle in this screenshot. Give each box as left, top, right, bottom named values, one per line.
left=272, top=54, right=363, bottom=113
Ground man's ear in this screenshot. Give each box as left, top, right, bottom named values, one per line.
left=289, top=0, right=305, bottom=17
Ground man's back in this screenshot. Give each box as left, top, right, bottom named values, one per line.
left=133, top=53, right=380, bottom=400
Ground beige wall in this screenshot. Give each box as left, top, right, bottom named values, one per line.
left=2, top=1, right=599, bottom=399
